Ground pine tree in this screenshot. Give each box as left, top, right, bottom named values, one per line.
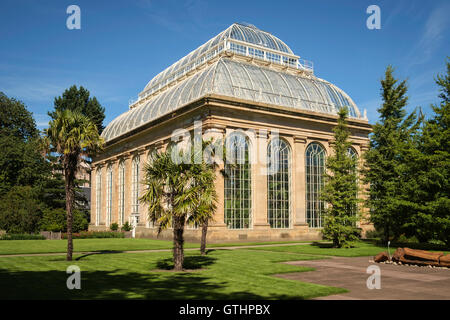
left=407, top=59, right=450, bottom=245
left=321, top=107, right=360, bottom=248
left=363, top=66, right=413, bottom=244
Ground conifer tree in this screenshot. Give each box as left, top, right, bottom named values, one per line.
left=321, top=107, right=360, bottom=248
left=404, top=59, right=450, bottom=245
left=363, top=66, right=412, bottom=244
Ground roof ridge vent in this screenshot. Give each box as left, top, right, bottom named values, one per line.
left=239, top=22, right=258, bottom=29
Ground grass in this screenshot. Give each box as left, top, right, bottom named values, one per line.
left=0, top=238, right=191, bottom=255
left=247, top=241, right=450, bottom=256
left=0, top=238, right=316, bottom=255
left=0, top=249, right=346, bottom=299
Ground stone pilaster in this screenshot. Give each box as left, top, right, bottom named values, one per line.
left=252, top=129, right=270, bottom=229
left=293, top=136, right=308, bottom=226
left=90, top=165, right=98, bottom=226
left=123, top=155, right=132, bottom=224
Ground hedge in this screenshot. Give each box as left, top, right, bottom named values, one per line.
left=61, top=231, right=125, bottom=239
left=0, top=233, right=46, bottom=240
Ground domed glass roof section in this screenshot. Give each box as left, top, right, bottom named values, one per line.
left=102, top=23, right=364, bottom=142
left=138, top=23, right=298, bottom=101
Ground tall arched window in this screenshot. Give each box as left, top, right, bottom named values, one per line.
left=267, top=138, right=291, bottom=228
left=224, top=133, right=252, bottom=229
left=132, top=156, right=140, bottom=215
left=106, top=165, right=113, bottom=226
left=95, top=168, right=102, bottom=225
left=118, top=161, right=125, bottom=225
left=306, top=142, right=326, bottom=228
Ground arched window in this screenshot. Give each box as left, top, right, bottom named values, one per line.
left=147, top=148, right=157, bottom=165
left=106, top=165, right=113, bottom=226
left=132, top=156, right=140, bottom=215
left=267, top=138, right=291, bottom=228
left=118, top=161, right=125, bottom=226
left=95, top=168, right=102, bottom=226
left=224, top=133, right=251, bottom=229
left=348, top=147, right=358, bottom=161
left=306, top=142, right=326, bottom=228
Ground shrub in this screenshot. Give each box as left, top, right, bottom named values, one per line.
left=62, top=231, right=125, bottom=239
left=40, top=208, right=89, bottom=233
left=40, top=207, right=66, bottom=232
left=72, top=209, right=89, bottom=232
left=121, top=221, right=132, bottom=231
left=0, top=233, right=46, bottom=240
left=110, top=222, right=119, bottom=231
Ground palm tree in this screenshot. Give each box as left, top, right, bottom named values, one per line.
left=188, top=160, right=217, bottom=256
left=141, top=140, right=218, bottom=270
left=189, top=141, right=218, bottom=256
left=43, top=109, right=103, bottom=261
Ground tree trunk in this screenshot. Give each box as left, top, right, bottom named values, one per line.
left=64, top=155, right=76, bottom=262
left=173, top=215, right=185, bottom=271
left=200, top=221, right=208, bottom=255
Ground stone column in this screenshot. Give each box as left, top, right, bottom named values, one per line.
left=123, top=154, right=132, bottom=225
left=114, top=157, right=124, bottom=226
left=111, top=159, right=118, bottom=226
left=90, top=165, right=98, bottom=226
left=99, top=163, right=107, bottom=227
left=105, top=161, right=113, bottom=228
left=293, top=136, right=308, bottom=226
left=252, top=129, right=270, bottom=229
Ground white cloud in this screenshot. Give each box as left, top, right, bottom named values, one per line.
left=406, top=2, right=450, bottom=68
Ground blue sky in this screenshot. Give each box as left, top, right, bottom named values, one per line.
left=0, top=0, right=449, bottom=129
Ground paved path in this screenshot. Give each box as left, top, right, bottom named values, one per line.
left=0, top=242, right=313, bottom=258
left=276, top=256, right=450, bottom=300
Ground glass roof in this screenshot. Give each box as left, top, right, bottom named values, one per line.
left=140, top=23, right=294, bottom=97
left=102, top=57, right=361, bottom=142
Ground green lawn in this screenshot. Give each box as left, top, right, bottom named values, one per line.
left=248, top=241, right=392, bottom=257
left=247, top=241, right=449, bottom=256
left=0, top=249, right=346, bottom=299
left=0, top=238, right=315, bottom=255
left=0, top=238, right=191, bottom=255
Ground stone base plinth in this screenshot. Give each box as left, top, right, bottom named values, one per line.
left=89, top=223, right=322, bottom=242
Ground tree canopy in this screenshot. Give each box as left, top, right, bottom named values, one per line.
left=48, top=85, right=105, bottom=134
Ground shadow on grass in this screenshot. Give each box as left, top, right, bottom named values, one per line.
left=311, top=242, right=334, bottom=248
left=75, top=250, right=124, bottom=261
left=156, top=255, right=216, bottom=270
left=0, top=268, right=297, bottom=300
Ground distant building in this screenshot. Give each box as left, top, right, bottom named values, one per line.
left=76, top=161, right=91, bottom=209
left=91, top=23, right=372, bottom=241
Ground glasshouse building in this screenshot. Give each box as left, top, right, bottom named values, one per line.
left=90, top=23, right=372, bottom=241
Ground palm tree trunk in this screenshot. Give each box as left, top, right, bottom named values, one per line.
left=200, top=221, right=208, bottom=255
left=173, top=215, right=185, bottom=271
left=64, top=155, right=76, bottom=261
